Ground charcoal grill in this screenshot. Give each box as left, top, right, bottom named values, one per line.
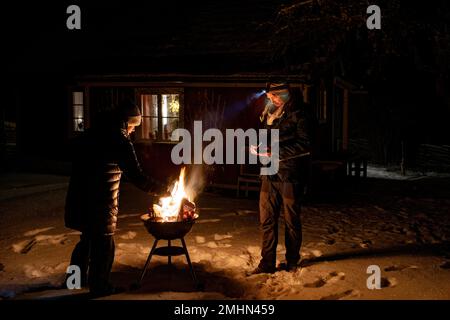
left=138, top=213, right=199, bottom=288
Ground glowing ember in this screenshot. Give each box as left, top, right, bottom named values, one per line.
left=152, top=167, right=197, bottom=222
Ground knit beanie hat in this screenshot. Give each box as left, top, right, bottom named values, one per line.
left=118, top=98, right=142, bottom=126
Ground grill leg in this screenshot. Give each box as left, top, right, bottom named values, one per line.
left=138, top=239, right=159, bottom=285
left=181, top=237, right=198, bottom=286
left=168, top=240, right=172, bottom=267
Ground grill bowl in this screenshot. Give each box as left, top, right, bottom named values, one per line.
left=141, top=214, right=197, bottom=240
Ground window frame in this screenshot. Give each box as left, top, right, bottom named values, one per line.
left=68, top=87, right=89, bottom=136
left=135, top=88, right=184, bottom=144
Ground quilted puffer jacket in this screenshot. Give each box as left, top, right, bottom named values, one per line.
left=65, top=124, right=162, bottom=235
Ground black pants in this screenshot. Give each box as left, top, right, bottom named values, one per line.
left=259, top=179, right=303, bottom=268
left=69, top=232, right=115, bottom=292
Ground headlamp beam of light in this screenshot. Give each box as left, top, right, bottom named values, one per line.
left=252, top=90, right=266, bottom=100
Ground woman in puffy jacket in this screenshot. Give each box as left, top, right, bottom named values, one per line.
left=65, top=99, right=164, bottom=297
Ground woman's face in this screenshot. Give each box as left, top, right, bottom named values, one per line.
left=127, top=124, right=136, bottom=135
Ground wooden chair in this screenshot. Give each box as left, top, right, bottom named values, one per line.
left=236, top=163, right=261, bottom=198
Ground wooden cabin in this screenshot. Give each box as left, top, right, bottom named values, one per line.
left=3, top=1, right=376, bottom=185
left=63, top=71, right=368, bottom=191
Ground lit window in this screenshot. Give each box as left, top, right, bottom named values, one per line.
left=138, top=92, right=181, bottom=141
left=161, top=94, right=180, bottom=141
left=140, top=94, right=159, bottom=140
left=72, top=92, right=84, bottom=132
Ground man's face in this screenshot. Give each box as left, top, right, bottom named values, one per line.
left=267, top=90, right=289, bottom=108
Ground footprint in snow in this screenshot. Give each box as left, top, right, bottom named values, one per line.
left=12, top=239, right=37, bottom=254
left=320, top=289, right=357, bottom=300
left=214, top=234, right=233, bottom=241
left=195, top=236, right=206, bottom=244
left=308, top=250, right=323, bottom=258
left=303, top=271, right=345, bottom=288
left=381, top=277, right=398, bottom=288
left=359, top=240, right=373, bottom=248
left=205, top=241, right=232, bottom=248
left=384, top=264, right=418, bottom=272
left=119, top=231, right=137, bottom=240
left=23, top=227, right=54, bottom=237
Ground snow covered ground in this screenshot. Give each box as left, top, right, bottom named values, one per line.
left=1, top=173, right=450, bottom=300
left=367, top=165, right=450, bottom=181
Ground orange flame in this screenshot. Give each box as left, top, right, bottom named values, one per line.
left=152, top=167, right=192, bottom=222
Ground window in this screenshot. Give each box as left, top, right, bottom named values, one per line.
left=72, top=91, right=84, bottom=132
left=140, top=94, right=159, bottom=140
left=138, top=91, right=182, bottom=142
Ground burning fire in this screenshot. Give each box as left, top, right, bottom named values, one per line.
left=152, top=167, right=197, bottom=222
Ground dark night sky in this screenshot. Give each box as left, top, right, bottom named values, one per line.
left=3, top=0, right=293, bottom=75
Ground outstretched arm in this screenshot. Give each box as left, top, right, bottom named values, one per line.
left=118, top=137, right=165, bottom=194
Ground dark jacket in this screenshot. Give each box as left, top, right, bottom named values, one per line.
left=65, top=125, right=162, bottom=235
left=260, top=98, right=312, bottom=183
